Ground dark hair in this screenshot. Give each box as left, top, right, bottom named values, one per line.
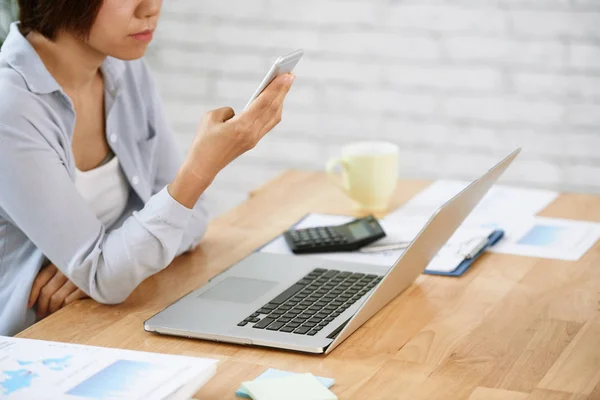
left=18, top=0, right=104, bottom=41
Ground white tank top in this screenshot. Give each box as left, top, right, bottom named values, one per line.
left=75, top=154, right=129, bottom=228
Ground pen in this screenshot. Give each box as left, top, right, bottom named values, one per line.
left=359, top=242, right=411, bottom=253
left=464, top=237, right=489, bottom=259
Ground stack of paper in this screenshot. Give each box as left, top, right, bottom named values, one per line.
left=236, top=368, right=335, bottom=399
left=0, top=336, right=218, bottom=400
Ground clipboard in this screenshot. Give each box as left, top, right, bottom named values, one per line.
left=423, top=229, right=504, bottom=277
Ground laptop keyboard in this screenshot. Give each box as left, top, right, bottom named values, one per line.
left=237, top=268, right=383, bottom=336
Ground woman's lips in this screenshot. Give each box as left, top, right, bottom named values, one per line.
left=131, top=30, right=154, bottom=42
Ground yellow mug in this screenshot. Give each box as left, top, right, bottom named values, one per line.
left=326, top=141, right=399, bottom=211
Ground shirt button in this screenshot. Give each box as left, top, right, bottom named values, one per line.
left=132, top=176, right=140, bottom=186
left=110, top=134, right=118, bottom=143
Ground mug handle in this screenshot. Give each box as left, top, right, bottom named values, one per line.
left=326, top=157, right=350, bottom=194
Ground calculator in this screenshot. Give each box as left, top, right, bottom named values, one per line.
left=283, top=216, right=386, bottom=254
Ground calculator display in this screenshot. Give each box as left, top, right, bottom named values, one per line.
left=348, top=221, right=371, bottom=239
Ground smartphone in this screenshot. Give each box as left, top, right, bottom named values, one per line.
left=243, top=49, right=304, bottom=111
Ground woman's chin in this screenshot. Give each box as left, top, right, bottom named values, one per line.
left=108, top=45, right=149, bottom=61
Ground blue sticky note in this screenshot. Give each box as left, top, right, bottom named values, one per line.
left=236, top=368, right=335, bottom=399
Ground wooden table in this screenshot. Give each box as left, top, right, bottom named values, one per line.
left=17, top=171, right=600, bottom=400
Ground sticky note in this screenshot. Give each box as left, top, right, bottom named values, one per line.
left=241, top=373, right=338, bottom=400
left=235, top=368, right=335, bottom=399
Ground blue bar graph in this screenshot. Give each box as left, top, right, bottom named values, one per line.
left=518, top=225, right=564, bottom=246
left=67, top=360, right=160, bottom=399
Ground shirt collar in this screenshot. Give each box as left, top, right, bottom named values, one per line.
left=2, top=22, right=126, bottom=96
left=102, top=56, right=126, bottom=97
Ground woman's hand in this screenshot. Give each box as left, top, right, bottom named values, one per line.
left=28, top=263, right=89, bottom=318
left=168, top=73, right=295, bottom=208
left=189, top=73, right=295, bottom=181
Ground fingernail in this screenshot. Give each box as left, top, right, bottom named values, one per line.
left=285, top=74, right=295, bottom=83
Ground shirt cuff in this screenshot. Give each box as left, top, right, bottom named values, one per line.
left=144, top=185, right=193, bottom=229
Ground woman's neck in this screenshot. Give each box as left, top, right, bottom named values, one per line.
left=26, top=30, right=105, bottom=93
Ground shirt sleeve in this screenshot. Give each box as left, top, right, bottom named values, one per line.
left=140, top=59, right=210, bottom=256
left=0, top=121, right=191, bottom=304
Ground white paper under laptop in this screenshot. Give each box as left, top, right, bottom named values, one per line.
left=259, top=213, right=494, bottom=273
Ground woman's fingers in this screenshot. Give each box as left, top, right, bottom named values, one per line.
left=240, top=74, right=294, bottom=133
left=47, top=280, right=80, bottom=315
left=207, top=107, right=235, bottom=123
left=28, top=263, right=58, bottom=308
left=36, top=270, right=68, bottom=318
left=63, top=289, right=88, bottom=307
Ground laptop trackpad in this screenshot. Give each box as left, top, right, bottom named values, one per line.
left=198, top=277, right=278, bottom=303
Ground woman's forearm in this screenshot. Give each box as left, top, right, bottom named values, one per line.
left=167, top=161, right=214, bottom=209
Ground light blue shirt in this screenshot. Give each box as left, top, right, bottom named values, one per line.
left=0, top=23, right=209, bottom=336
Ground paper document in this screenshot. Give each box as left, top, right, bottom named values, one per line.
left=0, top=336, right=218, bottom=400
left=383, top=180, right=600, bottom=261
left=388, top=180, right=559, bottom=225
left=487, top=217, right=600, bottom=261
left=259, top=213, right=494, bottom=273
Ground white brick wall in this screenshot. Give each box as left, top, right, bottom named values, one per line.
left=147, top=0, right=600, bottom=216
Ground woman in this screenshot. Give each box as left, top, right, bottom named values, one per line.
left=0, top=0, right=294, bottom=336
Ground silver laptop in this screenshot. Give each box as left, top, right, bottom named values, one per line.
left=145, top=149, right=520, bottom=354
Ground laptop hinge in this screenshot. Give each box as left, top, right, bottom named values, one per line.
left=327, top=318, right=351, bottom=339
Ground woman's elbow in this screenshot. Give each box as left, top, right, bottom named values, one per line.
left=88, top=286, right=131, bottom=305
left=98, top=294, right=129, bottom=305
